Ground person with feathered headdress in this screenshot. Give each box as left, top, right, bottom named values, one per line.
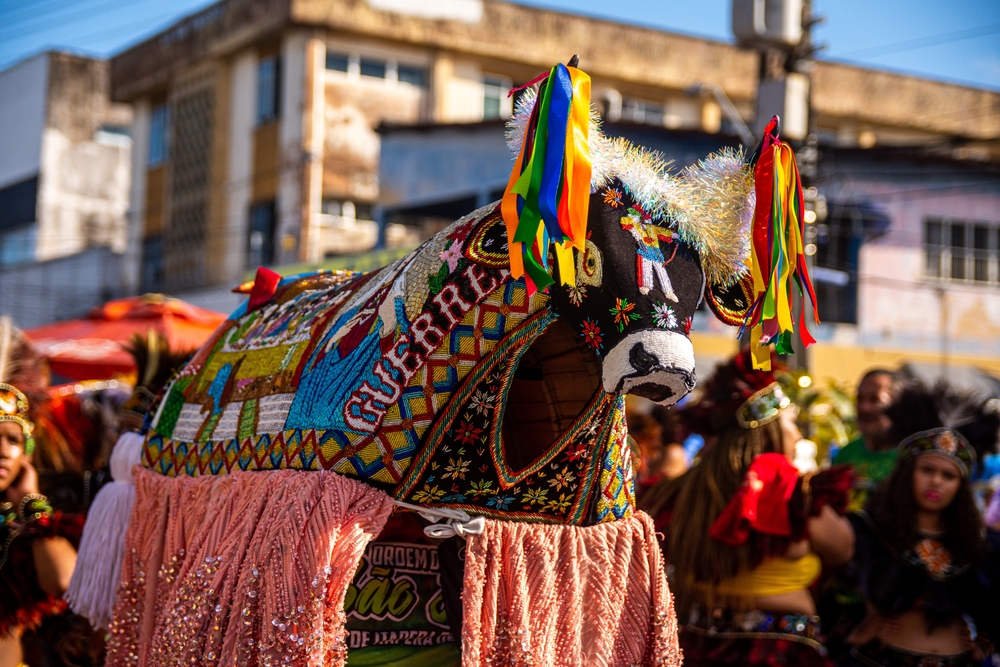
left=640, top=349, right=855, bottom=666
left=0, top=317, right=86, bottom=666
left=842, top=380, right=1000, bottom=666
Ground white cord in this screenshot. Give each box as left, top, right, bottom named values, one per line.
left=393, top=500, right=486, bottom=539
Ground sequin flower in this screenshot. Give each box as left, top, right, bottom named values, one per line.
left=915, top=538, right=953, bottom=576
left=652, top=302, right=677, bottom=329
left=580, top=319, right=604, bottom=353
left=412, top=483, right=446, bottom=504
left=603, top=187, right=624, bottom=208
left=548, top=467, right=577, bottom=491
left=609, top=298, right=641, bottom=332
left=443, top=457, right=470, bottom=480
left=439, top=241, right=464, bottom=272
left=566, top=283, right=587, bottom=306
left=521, top=487, right=549, bottom=506
left=453, top=421, right=484, bottom=445
left=469, top=389, right=494, bottom=415
left=486, top=494, right=515, bottom=510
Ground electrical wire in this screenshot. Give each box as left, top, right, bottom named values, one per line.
left=831, top=22, right=1000, bottom=59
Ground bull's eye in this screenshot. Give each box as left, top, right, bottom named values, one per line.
left=577, top=240, right=603, bottom=288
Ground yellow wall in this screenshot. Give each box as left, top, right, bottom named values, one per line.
left=810, top=343, right=1000, bottom=390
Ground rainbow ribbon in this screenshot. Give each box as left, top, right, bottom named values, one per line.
left=741, top=117, right=819, bottom=370
left=501, top=63, right=592, bottom=293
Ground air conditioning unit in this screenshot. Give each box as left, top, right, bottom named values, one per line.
left=732, top=0, right=803, bottom=47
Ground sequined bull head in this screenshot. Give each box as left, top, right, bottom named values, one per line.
left=502, top=73, right=758, bottom=408
left=548, top=182, right=705, bottom=404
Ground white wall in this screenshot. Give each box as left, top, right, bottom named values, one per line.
left=0, top=53, right=47, bottom=189
left=36, top=127, right=131, bottom=261
left=224, top=51, right=257, bottom=283
left=123, top=97, right=151, bottom=294
left=277, top=32, right=307, bottom=264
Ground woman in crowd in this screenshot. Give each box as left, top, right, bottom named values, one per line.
left=641, top=351, right=854, bottom=666
left=0, top=323, right=82, bottom=667
left=843, top=381, right=999, bottom=666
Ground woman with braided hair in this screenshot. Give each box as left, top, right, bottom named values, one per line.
left=640, top=350, right=855, bottom=666
left=841, top=380, right=1000, bottom=666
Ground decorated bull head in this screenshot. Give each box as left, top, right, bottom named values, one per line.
left=548, top=178, right=744, bottom=405
left=503, top=69, right=757, bottom=408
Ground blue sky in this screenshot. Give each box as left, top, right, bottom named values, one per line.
left=0, top=0, right=997, bottom=91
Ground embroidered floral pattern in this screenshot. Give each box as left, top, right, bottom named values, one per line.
left=396, top=314, right=631, bottom=524
left=683, top=316, right=693, bottom=335
left=454, top=421, right=484, bottom=445
left=566, top=283, right=587, bottom=306
left=412, top=483, right=446, bottom=504
left=469, top=390, right=494, bottom=415
left=443, top=457, right=470, bottom=480
left=439, top=241, right=464, bottom=272
left=652, top=302, right=677, bottom=329
left=602, top=187, right=623, bottom=208
left=914, top=538, right=953, bottom=577
left=580, top=319, right=604, bottom=353
left=609, top=298, right=641, bottom=332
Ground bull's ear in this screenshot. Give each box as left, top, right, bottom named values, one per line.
left=705, top=271, right=753, bottom=326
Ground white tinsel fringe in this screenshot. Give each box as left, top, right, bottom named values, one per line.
left=505, top=87, right=755, bottom=286
left=64, top=480, right=135, bottom=629
left=110, top=431, right=144, bottom=483
left=64, top=431, right=144, bottom=629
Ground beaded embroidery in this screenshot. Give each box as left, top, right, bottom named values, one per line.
left=144, top=205, right=551, bottom=484
left=396, top=312, right=634, bottom=525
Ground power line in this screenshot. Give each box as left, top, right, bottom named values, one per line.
left=0, top=4, right=186, bottom=46
left=832, top=22, right=1000, bottom=59
left=0, top=0, right=156, bottom=37
left=0, top=0, right=87, bottom=26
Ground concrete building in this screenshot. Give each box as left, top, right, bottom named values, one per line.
left=109, top=0, right=1000, bottom=383
left=0, top=52, right=132, bottom=327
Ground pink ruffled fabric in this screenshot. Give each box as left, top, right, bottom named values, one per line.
left=461, top=511, right=681, bottom=667
left=106, top=468, right=394, bottom=667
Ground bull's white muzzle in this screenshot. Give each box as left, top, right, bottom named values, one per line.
left=601, top=330, right=696, bottom=405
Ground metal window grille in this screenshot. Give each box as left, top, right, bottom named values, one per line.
left=325, top=52, right=349, bottom=72
left=165, top=86, right=213, bottom=291
left=622, top=97, right=664, bottom=126
left=483, top=75, right=511, bottom=120
left=248, top=201, right=276, bottom=268
left=257, top=56, right=280, bottom=124
left=924, top=218, right=998, bottom=284
left=359, top=57, right=387, bottom=79
left=149, top=104, right=170, bottom=166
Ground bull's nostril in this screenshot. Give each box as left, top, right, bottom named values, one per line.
left=628, top=342, right=658, bottom=374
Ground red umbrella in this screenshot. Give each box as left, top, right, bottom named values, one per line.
left=24, top=295, right=227, bottom=381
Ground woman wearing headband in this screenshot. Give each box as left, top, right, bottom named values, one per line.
left=0, top=382, right=80, bottom=667
left=641, top=351, right=855, bottom=666
left=843, top=381, right=1000, bottom=666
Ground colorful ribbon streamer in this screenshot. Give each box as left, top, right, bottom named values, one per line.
left=502, top=63, right=592, bottom=293
left=741, top=117, right=819, bottom=370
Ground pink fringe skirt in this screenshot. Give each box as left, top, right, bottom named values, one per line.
left=461, top=511, right=682, bottom=667
left=105, top=468, right=394, bottom=667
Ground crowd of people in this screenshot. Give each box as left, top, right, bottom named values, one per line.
left=632, top=350, right=1000, bottom=667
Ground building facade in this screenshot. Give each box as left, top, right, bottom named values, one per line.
left=0, top=52, right=132, bottom=327
left=110, top=0, right=1000, bottom=384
